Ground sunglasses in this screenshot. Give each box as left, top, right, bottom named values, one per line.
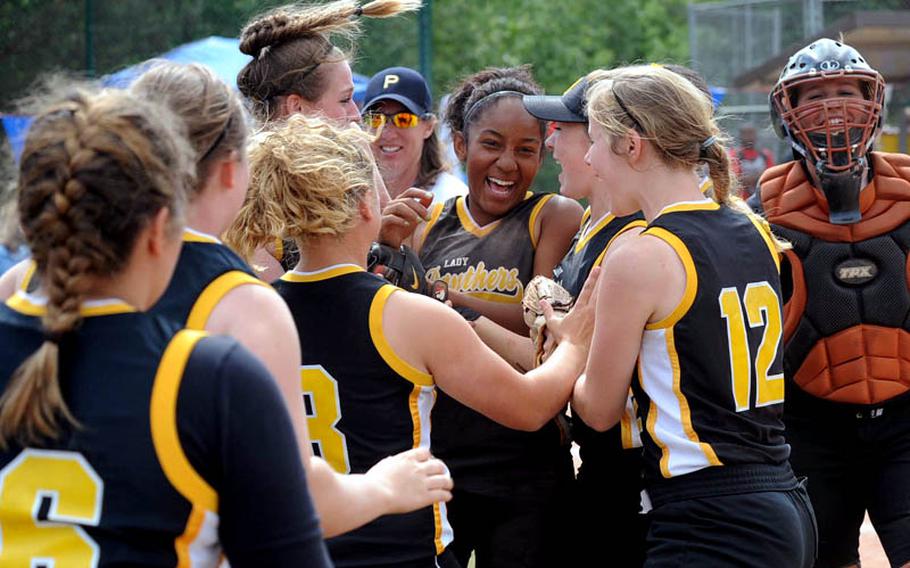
left=363, top=111, right=424, bottom=130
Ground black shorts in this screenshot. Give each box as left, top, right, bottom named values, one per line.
left=644, top=481, right=817, bottom=568
left=785, top=392, right=910, bottom=568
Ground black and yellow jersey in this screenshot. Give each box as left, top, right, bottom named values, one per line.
left=418, top=193, right=573, bottom=497
left=0, top=292, right=330, bottom=567
left=557, top=209, right=647, bottom=474
left=150, top=229, right=267, bottom=329
left=632, top=200, right=790, bottom=488
left=273, top=265, right=452, bottom=567
left=419, top=193, right=552, bottom=306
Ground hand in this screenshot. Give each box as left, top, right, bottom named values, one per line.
left=378, top=187, right=433, bottom=247
left=541, top=266, right=600, bottom=352
left=367, top=447, right=453, bottom=514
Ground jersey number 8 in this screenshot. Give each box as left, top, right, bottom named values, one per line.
left=718, top=282, right=785, bottom=412
left=301, top=365, right=351, bottom=474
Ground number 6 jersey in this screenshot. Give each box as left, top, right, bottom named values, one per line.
left=633, top=201, right=792, bottom=491
left=0, top=293, right=330, bottom=567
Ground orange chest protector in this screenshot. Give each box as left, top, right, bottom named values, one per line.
left=757, top=152, right=910, bottom=405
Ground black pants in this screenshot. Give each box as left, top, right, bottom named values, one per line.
left=786, top=396, right=910, bottom=568
left=444, top=486, right=570, bottom=568
left=644, top=482, right=817, bottom=568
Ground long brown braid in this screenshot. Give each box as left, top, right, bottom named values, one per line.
left=0, top=87, right=193, bottom=449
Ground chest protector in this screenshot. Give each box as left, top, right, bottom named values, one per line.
left=758, top=152, right=910, bottom=405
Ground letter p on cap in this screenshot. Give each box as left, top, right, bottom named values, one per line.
left=383, top=75, right=400, bottom=90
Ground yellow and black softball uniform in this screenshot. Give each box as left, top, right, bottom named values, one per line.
left=0, top=293, right=330, bottom=567
left=555, top=209, right=648, bottom=567
left=632, top=200, right=816, bottom=567
left=150, top=228, right=267, bottom=329
left=418, top=193, right=573, bottom=568
left=273, top=265, right=452, bottom=568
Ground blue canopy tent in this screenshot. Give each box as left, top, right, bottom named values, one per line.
left=2, top=36, right=369, bottom=161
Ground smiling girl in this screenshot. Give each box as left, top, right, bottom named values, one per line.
left=381, top=66, right=582, bottom=568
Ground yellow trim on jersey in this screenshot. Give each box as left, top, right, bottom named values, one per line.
left=593, top=219, right=648, bottom=268
left=19, top=260, right=37, bottom=293
left=657, top=200, right=720, bottom=217
left=745, top=212, right=782, bottom=273
left=639, top=358, right=671, bottom=478
left=643, top=227, right=698, bottom=330
left=185, top=271, right=269, bottom=330
left=664, top=328, right=722, bottom=472
left=176, top=507, right=208, bottom=567
left=433, top=502, right=445, bottom=555
left=182, top=229, right=220, bottom=244
left=528, top=193, right=555, bottom=249
left=580, top=206, right=592, bottom=229
left=620, top=390, right=635, bottom=449
left=575, top=213, right=614, bottom=254
left=368, top=285, right=434, bottom=387
left=6, top=293, right=136, bottom=317
left=699, top=177, right=714, bottom=195
left=408, top=385, right=423, bottom=449
left=149, top=329, right=217, bottom=513
left=280, top=264, right=364, bottom=283
left=417, top=202, right=446, bottom=252
left=463, top=290, right=523, bottom=304
left=455, top=197, right=501, bottom=238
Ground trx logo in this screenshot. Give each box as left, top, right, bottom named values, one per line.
left=834, top=258, right=877, bottom=285
left=383, top=75, right=400, bottom=89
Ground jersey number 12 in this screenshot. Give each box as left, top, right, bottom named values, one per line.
left=718, top=282, right=785, bottom=412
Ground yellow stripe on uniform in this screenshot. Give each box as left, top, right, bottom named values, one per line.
left=643, top=227, right=698, bottom=330
left=368, top=285, right=434, bottom=387
left=6, top=293, right=136, bottom=317
left=579, top=206, right=592, bottom=230
left=416, top=202, right=446, bottom=252
left=745, top=212, right=782, bottom=273
left=665, top=328, right=722, bottom=470
left=280, top=264, right=364, bottom=283
left=593, top=219, right=648, bottom=268
left=657, top=200, right=720, bottom=217
left=186, top=271, right=269, bottom=330
left=181, top=230, right=220, bottom=244
left=575, top=213, right=615, bottom=255
left=455, top=197, right=502, bottom=238
left=528, top=194, right=555, bottom=249
left=149, top=329, right=218, bottom=568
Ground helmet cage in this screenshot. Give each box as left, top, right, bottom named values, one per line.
left=772, top=69, right=884, bottom=173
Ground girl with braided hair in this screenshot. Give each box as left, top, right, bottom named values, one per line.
left=233, top=0, right=421, bottom=278
left=576, top=65, right=815, bottom=566
left=0, top=86, right=331, bottom=566
left=127, top=61, right=452, bottom=539
left=379, top=66, right=583, bottom=568
left=229, top=113, right=597, bottom=568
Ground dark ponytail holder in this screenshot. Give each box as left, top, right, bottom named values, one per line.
left=698, top=135, right=717, bottom=160
left=354, top=6, right=364, bottom=16
left=43, top=329, right=65, bottom=345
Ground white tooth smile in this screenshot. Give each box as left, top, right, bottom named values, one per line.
left=381, top=146, right=402, bottom=153
left=488, top=177, right=515, bottom=187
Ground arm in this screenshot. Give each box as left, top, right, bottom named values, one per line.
left=383, top=269, right=600, bottom=431
left=572, top=235, right=686, bottom=431
left=208, top=340, right=333, bottom=567
left=208, top=285, right=452, bottom=538
left=472, top=315, right=536, bottom=371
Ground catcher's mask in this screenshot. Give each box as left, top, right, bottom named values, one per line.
left=770, top=38, right=885, bottom=225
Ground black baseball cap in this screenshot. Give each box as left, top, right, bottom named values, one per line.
left=362, top=67, right=433, bottom=116
left=522, top=76, right=589, bottom=123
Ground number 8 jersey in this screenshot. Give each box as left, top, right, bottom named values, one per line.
left=633, top=200, right=791, bottom=488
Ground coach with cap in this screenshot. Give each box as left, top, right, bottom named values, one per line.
left=362, top=66, right=467, bottom=204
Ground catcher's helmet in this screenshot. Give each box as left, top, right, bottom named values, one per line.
left=769, top=38, right=885, bottom=223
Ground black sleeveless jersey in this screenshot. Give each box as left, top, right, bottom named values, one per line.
left=632, top=201, right=791, bottom=486
left=0, top=293, right=329, bottom=567
left=273, top=265, right=451, bottom=567
left=419, top=193, right=573, bottom=496
left=556, top=210, right=648, bottom=474
left=150, top=229, right=266, bottom=329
